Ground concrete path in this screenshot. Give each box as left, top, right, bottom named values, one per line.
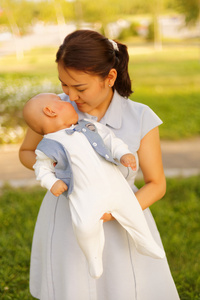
left=0, top=137, right=200, bottom=187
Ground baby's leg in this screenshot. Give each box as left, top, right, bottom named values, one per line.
left=112, top=189, right=165, bottom=259
left=69, top=201, right=105, bottom=279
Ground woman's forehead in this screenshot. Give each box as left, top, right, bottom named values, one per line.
left=58, top=65, right=99, bottom=85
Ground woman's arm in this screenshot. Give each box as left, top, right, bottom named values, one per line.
left=135, top=126, right=166, bottom=210
left=19, top=127, right=43, bottom=170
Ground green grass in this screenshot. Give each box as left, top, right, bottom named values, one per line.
left=0, top=44, right=200, bottom=142
left=0, top=176, right=200, bottom=299
left=0, top=47, right=58, bottom=75
left=0, top=185, right=46, bottom=300
left=128, top=46, right=200, bottom=139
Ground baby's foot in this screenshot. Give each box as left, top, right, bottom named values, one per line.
left=88, top=256, right=103, bottom=279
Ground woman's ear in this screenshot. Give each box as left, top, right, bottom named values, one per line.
left=43, top=106, right=57, bottom=117
left=107, top=68, right=117, bottom=87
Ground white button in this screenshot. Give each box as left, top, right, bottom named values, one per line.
left=105, top=154, right=109, bottom=159
left=93, top=142, right=97, bottom=147
left=82, top=128, right=86, bottom=132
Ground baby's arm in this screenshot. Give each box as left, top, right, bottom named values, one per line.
left=94, top=122, right=138, bottom=170
left=33, top=149, right=68, bottom=196
left=50, top=180, right=68, bottom=197
left=120, top=153, right=137, bottom=171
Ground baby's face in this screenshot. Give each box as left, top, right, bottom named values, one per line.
left=50, top=95, right=79, bottom=126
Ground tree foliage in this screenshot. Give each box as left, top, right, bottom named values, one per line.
left=0, top=0, right=41, bottom=34
left=0, top=0, right=75, bottom=34
left=0, top=0, right=199, bottom=36
left=174, top=0, right=200, bottom=25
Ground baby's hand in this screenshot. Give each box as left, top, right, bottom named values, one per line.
left=50, top=180, right=68, bottom=197
left=120, top=153, right=137, bottom=171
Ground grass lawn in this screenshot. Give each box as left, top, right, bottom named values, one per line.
left=0, top=176, right=200, bottom=299
left=0, top=44, right=200, bottom=143
left=128, top=45, right=200, bottom=139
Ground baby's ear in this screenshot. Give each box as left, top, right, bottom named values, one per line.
left=43, top=106, right=57, bottom=117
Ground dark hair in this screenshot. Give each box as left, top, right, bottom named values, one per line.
left=56, top=30, right=133, bottom=98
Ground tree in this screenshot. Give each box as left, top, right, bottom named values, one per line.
left=174, top=0, right=200, bottom=25
left=0, top=0, right=25, bottom=59
left=0, top=0, right=42, bottom=34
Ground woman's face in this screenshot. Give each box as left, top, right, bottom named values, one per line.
left=57, top=63, right=114, bottom=116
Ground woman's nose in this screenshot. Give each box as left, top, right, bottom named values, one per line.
left=69, top=89, right=79, bottom=102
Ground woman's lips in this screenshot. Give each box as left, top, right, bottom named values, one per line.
left=76, top=102, right=84, bottom=106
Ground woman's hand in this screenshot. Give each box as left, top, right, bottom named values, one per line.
left=100, top=213, right=115, bottom=222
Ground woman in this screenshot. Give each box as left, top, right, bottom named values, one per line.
left=19, top=30, right=180, bottom=300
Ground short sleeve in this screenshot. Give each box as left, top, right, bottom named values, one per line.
left=140, top=105, right=163, bottom=139
left=100, top=93, right=163, bottom=153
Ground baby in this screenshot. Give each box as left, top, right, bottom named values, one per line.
left=23, top=93, right=165, bottom=279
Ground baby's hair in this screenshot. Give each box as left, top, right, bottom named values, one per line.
left=56, top=30, right=133, bottom=97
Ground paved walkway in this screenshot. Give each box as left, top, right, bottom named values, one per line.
left=0, top=137, right=200, bottom=187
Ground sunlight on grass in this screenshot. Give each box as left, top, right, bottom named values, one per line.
left=128, top=46, right=200, bottom=139
left=0, top=47, right=58, bottom=74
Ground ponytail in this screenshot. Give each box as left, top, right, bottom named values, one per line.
left=113, top=42, right=133, bottom=97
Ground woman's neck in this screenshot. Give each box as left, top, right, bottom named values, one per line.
left=89, top=90, right=114, bottom=121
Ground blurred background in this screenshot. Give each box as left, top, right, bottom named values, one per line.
left=0, top=2, right=200, bottom=299
left=0, top=0, right=199, bottom=144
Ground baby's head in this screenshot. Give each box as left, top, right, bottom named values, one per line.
left=23, top=93, right=78, bottom=135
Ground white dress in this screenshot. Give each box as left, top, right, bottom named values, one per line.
left=30, top=91, right=180, bottom=300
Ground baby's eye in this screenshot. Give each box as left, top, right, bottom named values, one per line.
left=77, top=89, right=85, bottom=92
